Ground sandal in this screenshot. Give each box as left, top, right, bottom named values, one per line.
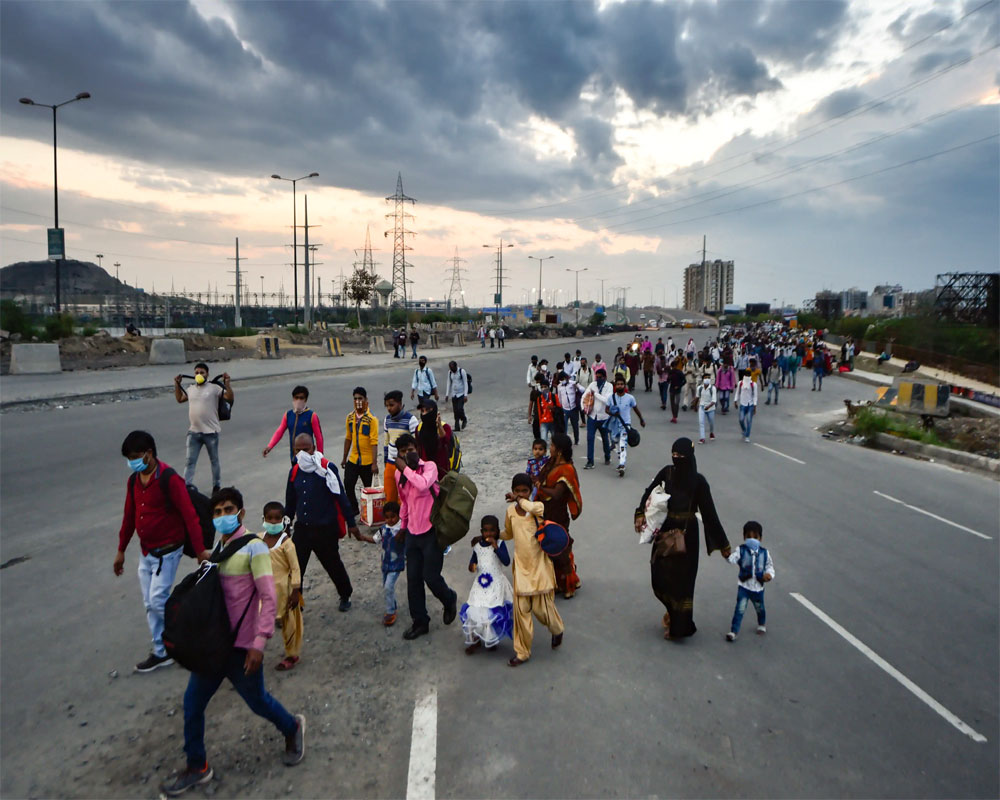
left=465, top=641, right=482, bottom=655
left=275, top=656, right=299, bottom=671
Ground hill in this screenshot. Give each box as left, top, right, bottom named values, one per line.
left=0, top=260, right=140, bottom=300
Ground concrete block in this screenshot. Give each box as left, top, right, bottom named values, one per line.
left=452, top=333, right=467, bottom=347
left=256, top=336, right=281, bottom=359
left=575, top=329, right=584, bottom=338
left=148, top=338, right=186, bottom=365
left=428, top=333, right=441, bottom=349
left=369, top=335, right=386, bottom=353
left=323, top=337, right=343, bottom=357
left=10, top=343, right=62, bottom=374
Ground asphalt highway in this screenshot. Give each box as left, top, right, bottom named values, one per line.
left=1, top=333, right=996, bottom=799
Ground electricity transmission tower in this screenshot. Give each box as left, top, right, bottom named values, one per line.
left=354, top=225, right=380, bottom=277
left=445, top=247, right=467, bottom=309
left=385, top=173, right=416, bottom=315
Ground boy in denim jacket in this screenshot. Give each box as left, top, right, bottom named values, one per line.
left=725, top=520, right=775, bottom=641
left=374, top=501, right=405, bottom=626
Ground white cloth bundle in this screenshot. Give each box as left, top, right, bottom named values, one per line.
left=639, top=484, right=671, bottom=544
left=295, top=449, right=342, bottom=495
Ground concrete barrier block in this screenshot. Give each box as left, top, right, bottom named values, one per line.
left=575, top=329, right=584, bottom=338
left=10, top=343, right=62, bottom=374
left=428, top=333, right=441, bottom=349
left=369, top=335, right=386, bottom=353
left=323, top=337, right=343, bottom=357
left=148, top=338, right=186, bottom=365
left=256, top=336, right=281, bottom=359
left=452, top=333, right=466, bottom=347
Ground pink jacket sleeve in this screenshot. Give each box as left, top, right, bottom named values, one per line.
left=266, top=414, right=289, bottom=450
left=311, top=413, right=324, bottom=453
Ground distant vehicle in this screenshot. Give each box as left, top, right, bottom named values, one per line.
left=639, top=313, right=646, bottom=321
left=698, top=320, right=711, bottom=328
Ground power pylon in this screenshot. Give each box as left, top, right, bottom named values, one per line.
left=385, top=173, right=416, bottom=313
left=354, top=225, right=380, bottom=277
left=445, top=247, right=467, bottom=309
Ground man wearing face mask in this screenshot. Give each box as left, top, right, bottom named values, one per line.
left=410, top=355, right=439, bottom=404
left=696, top=375, right=718, bottom=444
left=115, top=430, right=211, bottom=674
left=175, top=363, right=233, bottom=494
left=415, top=399, right=455, bottom=477
left=286, top=433, right=368, bottom=613
left=581, top=368, right=614, bottom=469
left=393, top=433, right=458, bottom=640
left=341, top=387, right=379, bottom=518
left=262, top=385, right=324, bottom=463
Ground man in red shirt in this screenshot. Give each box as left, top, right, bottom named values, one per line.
left=115, top=430, right=211, bottom=673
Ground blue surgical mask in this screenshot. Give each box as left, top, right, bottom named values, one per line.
left=213, top=514, right=241, bottom=534
left=262, top=521, right=285, bottom=535
left=127, top=456, right=147, bottom=473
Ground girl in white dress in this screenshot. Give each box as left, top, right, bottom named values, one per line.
left=460, top=515, right=514, bottom=654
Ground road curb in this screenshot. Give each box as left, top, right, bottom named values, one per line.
left=871, top=432, right=1000, bottom=478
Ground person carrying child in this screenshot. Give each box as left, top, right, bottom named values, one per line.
left=260, top=502, right=303, bottom=671
left=502, top=473, right=565, bottom=667
left=374, top=501, right=405, bottom=627
left=526, top=438, right=549, bottom=481
left=262, top=385, right=325, bottom=463
left=460, top=515, right=514, bottom=655
left=725, top=520, right=775, bottom=641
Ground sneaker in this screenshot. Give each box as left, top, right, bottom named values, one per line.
left=744, top=437, right=750, bottom=443
left=443, top=591, right=458, bottom=625
left=283, top=714, right=306, bottom=766
left=757, top=625, right=767, bottom=635
left=709, top=433, right=715, bottom=440
left=135, top=653, right=174, bottom=673
left=583, top=462, right=595, bottom=470
left=403, top=623, right=430, bottom=640
left=726, top=632, right=737, bottom=642
left=383, top=613, right=397, bottom=627
left=161, top=764, right=213, bottom=796
left=617, top=466, right=625, bottom=477
left=338, top=597, right=352, bottom=613
left=765, top=399, right=770, bottom=405
left=698, top=438, right=705, bottom=444
left=604, top=458, right=611, bottom=466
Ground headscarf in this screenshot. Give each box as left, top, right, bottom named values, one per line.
left=671, top=437, right=697, bottom=492
left=418, top=400, right=441, bottom=460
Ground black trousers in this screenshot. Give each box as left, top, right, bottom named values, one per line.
left=451, top=396, right=468, bottom=428
left=565, top=406, right=580, bottom=444
left=343, top=461, right=373, bottom=516
left=405, top=530, right=455, bottom=626
left=669, top=387, right=682, bottom=417
left=293, top=522, right=353, bottom=600
left=644, top=370, right=654, bottom=391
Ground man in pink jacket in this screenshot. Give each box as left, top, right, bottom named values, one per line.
left=393, top=433, right=458, bottom=640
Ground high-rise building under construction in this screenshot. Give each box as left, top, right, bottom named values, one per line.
left=683, top=259, right=735, bottom=314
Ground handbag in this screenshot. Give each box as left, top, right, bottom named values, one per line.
left=626, top=426, right=641, bottom=447
left=650, top=470, right=695, bottom=560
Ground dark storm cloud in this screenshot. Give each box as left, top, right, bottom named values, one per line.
left=806, top=87, right=899, bottom=122
left=1, top=0, right=844, bottom=208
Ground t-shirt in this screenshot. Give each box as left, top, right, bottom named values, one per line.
left=187, top=381, right=223, bottom=434
left=609, top=392, right=637, bottom=426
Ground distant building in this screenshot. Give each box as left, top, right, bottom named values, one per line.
left=839, top=287, right=868, bottom=314
left=869, top=284, right=905, bottom=317
left=683, top=259, right=734, bottom=313
left=814, top=290, right=843, bottom=320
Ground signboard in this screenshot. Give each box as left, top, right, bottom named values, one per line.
left=595, top=305, right=605, bottom=314
left=47, top=228, right=65, bottom=260
left=493, top=293, right=501, bottom=304
left=573, top=300, right=580, bottom=308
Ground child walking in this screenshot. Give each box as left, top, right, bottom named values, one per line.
left=502, top=474, right=564, bottom=667
left=374, top=501, right=405, bottom=626
left=725, top=520, right=775, bottom=641
left=260, top=502, right=304, bottom=671
left=460, top=515, right=514, bottom=654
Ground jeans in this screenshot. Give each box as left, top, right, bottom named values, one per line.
left=138, top=547, right=184, bottom=657
left=411, top=343, right=418, bottom=358
left=767, top=380, right=780, bottom=403
left=565, top=406, right=580, bottom=444
left=293, top=522, right=353, bottom=600
left=183, top=648, right=297, bottom=769
left=481, top=337, right=486, bottom=348
left=383, top=569, right=402, bottom=615
left=739, top=405, right=755, bottom=439
left=616, top=431, right=628, bottom=467
left=813, top=368, right=824, bottom=390
left=789, top=367, right=797, bottom=388
left=658, top=382, right=669, bottom=408
left=643, top=371, right=653, bottom=391
left=539, top=421, right=553, bottom=440
left=730, top=586, right=766, bottom=633
left=585, top=416, right=611, bottom=465
left=490, top=337, right=495, bottom=348
left=185, top=431, right=220, bottom=488
left=498, top=337, right=504, bottom=349
left=669, top=388, right=681, bottom=418
left=698, top=407, right=715, bottom=439
left=342, top=461, right=373, bottom=517
left=781, top=369, right=788, bottom=387
left=719, top=388, right=731, bottom=413
left=451, top=396, right=467, bottom=428
left=405, top=530, right=455, bottom=627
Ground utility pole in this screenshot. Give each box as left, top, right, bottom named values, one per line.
left=445, top=247, right=467, bottom=309
left=303, top=196, right=310, bottom=327
left=484, top=240, right=513, bottom=323
left=566, top=267, right=588, bottom=325
left=228, top=237, right=245, bottom=328
left=385, top=173, right=416, bottom=325
left=113, top=261, right=121, bottom=327
left=597, top=278, right=607, bottom=308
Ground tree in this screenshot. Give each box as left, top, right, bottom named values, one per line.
left=345, top=269, right=378, bottom=327
left=589, top=311, right=606, bottom=327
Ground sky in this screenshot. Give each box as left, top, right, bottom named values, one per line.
left=1, top=0, right=998, bottom=310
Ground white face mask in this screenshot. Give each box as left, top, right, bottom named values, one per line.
left=703, top=379, right=710, bottom=386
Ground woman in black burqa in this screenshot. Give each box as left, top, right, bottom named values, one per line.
left=634, top=437, right=731, bottom=639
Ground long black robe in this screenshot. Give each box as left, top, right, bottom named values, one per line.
left=637, top=465, right=729, bottom=638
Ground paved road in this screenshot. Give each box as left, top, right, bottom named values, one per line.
left=1, top=334, right=996, bottom=798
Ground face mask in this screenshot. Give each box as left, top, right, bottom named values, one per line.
left=292, top=399, right=306, bottom=413
left=744, top=537, right=760, bottom=551
left=213, top=514, right=240, bottom=534
left=703, top=379, right=710, bottom=386
left=127, top=456, right=147, bottom=473
left=263, top=521, right=285, bottom=535
left=195, top=374, right=206, bottom=385
left=405, top=451, right=420, bottom=469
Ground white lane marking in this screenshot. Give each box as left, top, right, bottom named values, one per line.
left=790, top=593, right=988, bottom=744
left=872, top=490, right=992, bottom=540
left=406, top=688, right=438, bottom=800
left=752, top=442, right=806, bottom=465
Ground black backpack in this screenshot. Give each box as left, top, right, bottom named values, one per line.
left=163, top=533, right=257, bottom=675
left=464, top=369, right=473, bottom=395
left=128, top=467, right=215, bottom=557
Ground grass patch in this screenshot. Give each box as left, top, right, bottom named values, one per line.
left=212, top=326, right=259, bottom=337
left=853, top=407, right=944, bottom=447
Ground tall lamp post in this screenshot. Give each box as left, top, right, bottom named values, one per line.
left=270, top=172, right=318, bottom=325
left=19, top=91, right=91, bottom=312
left=528, top=255, right=554, bottom=316
left=565, top=267, right=588, bottom=325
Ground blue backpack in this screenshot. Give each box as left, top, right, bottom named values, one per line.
left=738, top=543, right=768, bottom=583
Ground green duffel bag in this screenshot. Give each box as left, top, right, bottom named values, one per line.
left=432, top=470, right=478, bottom=550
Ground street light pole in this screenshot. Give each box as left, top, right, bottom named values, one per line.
left=19, top=92, right=91, bottom=312
left=565, top=267, right=588, bottom=325
left=271, top=172, right=318, bottom=326
left=528, top=255, right=554, bottom=312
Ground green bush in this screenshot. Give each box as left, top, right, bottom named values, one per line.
left=0, top=300, right=37, bottom=338
left=589, top=311, right=606, bottom=326
left=82, top=325, right=98, bottom=337
left=853, top=408, right=943, bottom=447
left=213, top=326, right=258, bottom=337
left=43, top=314, right=76, bottom=341
left=346, top=318, right=360, bottom=329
